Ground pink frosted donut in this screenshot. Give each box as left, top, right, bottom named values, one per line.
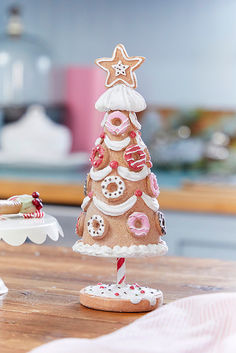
left=127, top=212, right=150, bottom=237
left=148, top=173, right=160, bottom=198
left=105, top=111, right=130, bottom=135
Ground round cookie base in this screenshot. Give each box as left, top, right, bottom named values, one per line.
left=80, top=284, right=163, bottom=313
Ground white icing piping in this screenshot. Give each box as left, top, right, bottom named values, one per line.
left=82, top=283, right=163, bottom=306
left=141, top=193, right=159, bottom=212
left=129, top=112, right=141, bottom=130
left=81, top=196, right=91, bottom=211
left=73, top=239, right=168, bottom=258
left=118, top=165, right=150, bottom=181
left=104, top=135, right=130, bottom=151
left=90, top=166, right=112, bottom=181
left=93, top=195, right=137, bottom=216
left=101, top=112, right=108, bottom=127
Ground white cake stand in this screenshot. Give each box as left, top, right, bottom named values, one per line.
left=0, top=213, right=64, bottom=294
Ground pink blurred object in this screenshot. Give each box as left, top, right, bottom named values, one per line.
left=29, top=292, right=236, bottom=353
left=65, top=67, right=105, bottom=152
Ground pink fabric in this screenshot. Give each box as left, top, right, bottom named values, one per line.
left=29, top=292, right=236, bottom=353
left=65, top=67, right=105, bottom=152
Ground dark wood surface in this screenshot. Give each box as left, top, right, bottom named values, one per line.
left=0, top=243, right=235, bottom=353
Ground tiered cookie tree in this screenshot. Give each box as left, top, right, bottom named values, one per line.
left=73, top=44, right=168, bottom=312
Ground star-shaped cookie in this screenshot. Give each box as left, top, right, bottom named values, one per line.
left=95, top=44, right=145, bottom=89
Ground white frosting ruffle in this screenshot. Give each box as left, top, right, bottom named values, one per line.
left=95, top=84, right=146, bottom=113
left=73, top=240, right=168, bottom=258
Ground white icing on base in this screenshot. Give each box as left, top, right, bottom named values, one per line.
left=129, top=112, right=141, bottom=130
left=93, top=195, right=137, bottom=216
left=141, top=192, right=159, bottom=212
left=81, top=196, right=91, bottom=211
left=104, top=135, right=130, bottom=151
left=118, top=165, right=150, bottom=181
left=90, top=166, right=112, bottom=181
left=73, top=239, right=168, bottom=258
left=95, top=84, right=147, bottom=113
left=82, top=283, right=163, bottom=306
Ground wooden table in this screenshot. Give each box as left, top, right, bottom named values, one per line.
left=0, top=244, right=236, bottom=353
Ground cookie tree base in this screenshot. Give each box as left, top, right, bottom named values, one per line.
left=80, top=284, right=163, bottom=313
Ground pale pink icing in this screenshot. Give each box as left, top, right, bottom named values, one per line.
left=150, top=173, right=160, bottom=197
left=127, top=212, right=150, bottom=237
left=105, top=111, right=130, bottom=135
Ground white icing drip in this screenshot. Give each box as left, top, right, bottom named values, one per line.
left=82, top=283, right=162, bottom=306
left=95, top=137, right=102, bottom=146
left=141, top=192, right=159, bottom=212
left=129, top=112, right=141, bottom=130
left=101, top=112, right=108, bottom=127
left=90, top=166, right=112, bottom=181
left=73, top=240, right=168, bottom=258
left=118, top=165, right=150, bottom=181
left=95, top=84, right=147, bottom=113
left=104, top=135, right=130, bottom=151
left=93, top=195, right=137, bottom=216
left=81, top=196, right=91, bottom=211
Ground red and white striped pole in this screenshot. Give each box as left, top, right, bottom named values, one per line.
left=117, top=258, right=126, bottom=285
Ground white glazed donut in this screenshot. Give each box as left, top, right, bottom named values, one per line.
left=127, top=212, right=150, bottom=237
left=87, top=215, right=107, bottom=239
left=101, top=176, right=125, bottom=199
left=105, top=111, right=130, bottom=135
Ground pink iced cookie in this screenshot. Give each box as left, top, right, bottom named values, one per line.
left=127, top=212, right=150, bottom=237
left=148, top=172, right=160, bottom=198
left=105, top=111, right=130, bottom=135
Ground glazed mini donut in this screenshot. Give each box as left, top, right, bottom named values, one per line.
left=127, top=212, right=150, bottom=237
left=124, top=144, right=146, bottom=171
left=147, top=172, right=160, bottom=198
left=101, top=176, right=125, bottom=199
left=105, top=111, right=130, bottom=135
left=87, top=214, right=108, bottom=239
left=90, top=144, right=108, bottom=170
left=76, top=212, right=86, bottom=237
left=155, top=211, right=167, bottom=235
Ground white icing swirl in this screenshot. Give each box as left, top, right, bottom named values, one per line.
left=129, top=112, right=141, bottom=130
left=90, top=166, right=112, bottom=181
left=93, top=195, right=137, bottom=216
left=104, top=135, right=130, bottom=151
left=141, top=192, right=159, bottom=212
left=95, top=84, right=147, bottom=113
left=73, top=239, right=168, bottom=258
left=118, top=165, right=150, bottom=181
left=81, top=196, right=91, bottom=211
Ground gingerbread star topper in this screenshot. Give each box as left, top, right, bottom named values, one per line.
left=95, top=44, right=145, bottom=89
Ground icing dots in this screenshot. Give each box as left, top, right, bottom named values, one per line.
left=127, top=212, right=150, bottom=237
left=101, top=176, right=125, bottom=199
left=105, top=111, right=130, bottom=135
left=87, top=215, right=107, bottom=239
left=83, top=283, right=162, bottom=306
left=124, top=144, right=146, bottom=171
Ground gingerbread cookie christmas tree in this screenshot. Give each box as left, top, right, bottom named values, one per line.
left=73, top=44, right=168, bottom=312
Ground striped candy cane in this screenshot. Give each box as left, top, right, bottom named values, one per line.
left=117, top=258, right=126, bottom=285
left=23, top=210, right=44, bottom=219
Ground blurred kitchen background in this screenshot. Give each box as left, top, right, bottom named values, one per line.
left=0, top=0, right=236, bottom=260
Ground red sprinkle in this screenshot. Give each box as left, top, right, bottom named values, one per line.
left=110, top=160, right=118, bottom=169
left=100, top=286, right=105, bottom=289
left=129, top=131, right=136, bottom=138
left=130, top=285, right=135, bottom=290
left=97, top=282, right=102, bottom=285
left=32, top=191, right=40, bottom=199
left=88, top=192, right=93, bottom=198
left=140, top=290, right=145, bottom=294
left=135, top=189, right=143, bottom=197
left=114, top=293, right=119, bottom=296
